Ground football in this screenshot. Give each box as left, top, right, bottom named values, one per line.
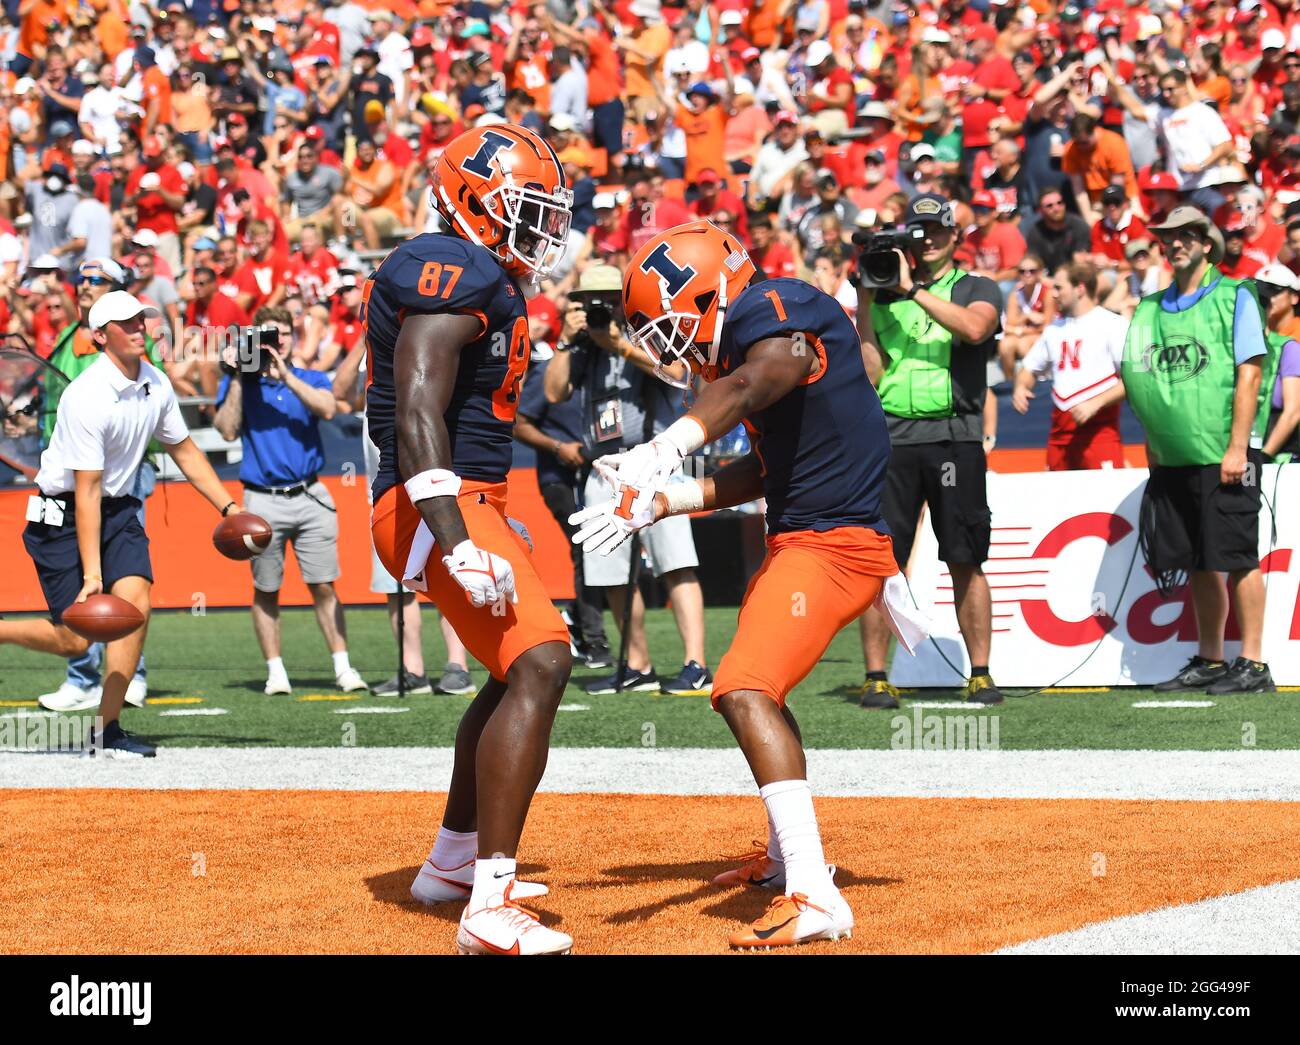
left=213, top=512, right=273, bottom=561
left=62, top=593, right=145, bottom=643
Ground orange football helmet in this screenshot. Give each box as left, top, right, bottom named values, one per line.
left=430, top=123, right=573, bottom=280
left=623, top=219, right=756, bottom=378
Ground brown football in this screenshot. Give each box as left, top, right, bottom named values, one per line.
left=213, top=512, right=273, bottom=560
left=63, top=594, right=145, bottom=643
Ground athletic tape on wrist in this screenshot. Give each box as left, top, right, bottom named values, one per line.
left=404, top=468, right=462, bottom=503
left=663, top=478, right=705, bottom=515
left=658, top=415, right=708, bottom=457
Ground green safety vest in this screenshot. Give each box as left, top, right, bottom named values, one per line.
left=44, top=321, right=164, bottom=450
left=1121, top=267, right=1274, bottom=467
left=872, top=268, right=967, bottom=419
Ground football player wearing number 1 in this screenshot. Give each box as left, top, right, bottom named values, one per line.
left=572, top=219, right=925, bottom=949
left=366, top=124, right=576, bottom=955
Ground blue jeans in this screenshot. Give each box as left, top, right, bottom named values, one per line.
left=66, top=462, right=154, bottom=688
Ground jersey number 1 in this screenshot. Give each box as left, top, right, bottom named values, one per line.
left=492, top=317, right=530, bottom=422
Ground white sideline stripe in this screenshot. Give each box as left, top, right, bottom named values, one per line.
left=1132, top=700, right=1216, bottom=709
left=0, top=748, right=1298, bottom=800
left=997, top=879, right=1300, bottom=955
left=158, top=709, right=229, bottom=717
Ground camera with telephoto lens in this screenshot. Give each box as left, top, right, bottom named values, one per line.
left=223, top=325, right=283, bottom=376
left=571, top=290, right=622, bottom=340
left=853, top=224, right=926, bottom=290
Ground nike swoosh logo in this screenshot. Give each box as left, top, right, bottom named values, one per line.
left=418, top=871, right=470, bottom=893
left=751, top=873, right=780, bottom=888
left=493, top=870, right=515, bottom=879
left=753, top=916, right=796, bottom=940
left=465, top=929, right=519, bottom=955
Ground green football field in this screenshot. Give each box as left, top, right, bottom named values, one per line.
left=1, top=606, right=1293, bottom=750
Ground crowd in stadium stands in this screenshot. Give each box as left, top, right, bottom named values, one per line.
left=3, top=0, right=1300, bottom=436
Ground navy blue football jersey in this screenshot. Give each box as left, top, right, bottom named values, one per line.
left=364, top=234, right=531, bottom=501
left=715, top=277, right=891, bottom=534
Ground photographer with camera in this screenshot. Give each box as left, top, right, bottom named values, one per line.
left=214, top=307, right=368, bottom=697
left=544, top=265, right=711, bottom=696
left=855, top=193, right=1004, bottom=709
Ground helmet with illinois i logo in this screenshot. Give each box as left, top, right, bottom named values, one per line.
left=623, top=220, right=756, bottom=380
left=430, top=123, right=574, bottom=282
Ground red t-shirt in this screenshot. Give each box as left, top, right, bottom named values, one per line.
left=1218, top=252, right=1263, bottom=279
left=285, top=247, right=340, bottom=306
left=185, top=291, right=250, bottom=333
left=964, top=221, right=1026, bottom=274
left=689, top=189, right=750, bottom=242
left=233, top=251, right=292, bottom=315
left=127, top=163, right=185, bottom=236
left=1091, top=213, right=1150, bottom=262
left=750, top=240, right=796, bottom=279
left=808, top=67, right=856, bottom=127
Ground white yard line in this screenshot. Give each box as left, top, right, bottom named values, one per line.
left=0, top=747, right=1298, bottom=800
left=997, top=879, right=1300, bottom=955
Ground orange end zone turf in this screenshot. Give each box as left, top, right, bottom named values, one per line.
left=2, top=790, right=1297, bottom=955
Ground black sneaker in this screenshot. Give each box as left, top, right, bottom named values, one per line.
left=585, top=667, right=658, bottom=694
left=1206, top=658, right=1275, bottom=695
left=373, top=671, right=433, bottom=697
left=1154, top=656, right=1229, bottom=692
left=964, top=674, right=1004, bottom=705
left=85, top=720, right=156, bottom=759
left=859, top=678, right=900, bottom=709
left=582, top=644, right=614, bottom=670
left=660, top=661, right=713, bottom=695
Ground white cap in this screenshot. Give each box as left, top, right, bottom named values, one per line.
left=131, top=228, right=160, bottom=248
left=208, top=26, right=227, bottom=40
left=1262, top=27, right=1287, bottom=49
left=71, top=139, right=96, bottom=156
left=14, top=77, right=35, bottom=95
left=910, top=143, right=937, bottom=160
left=88, top=291, right=160, bottom=331
left=1137, top=14, right=1164, bottom=39
left=922, top=27, right=952, bottom=44
left=629, top=0, right=662, bottom=17
left=719, top=10, right=743, bottom=24
left=253, top=16, right=276, bottom=32
left=368, top=9, right=393, bottom=20
left=1255, top=264, right=1300, bottom=291
left=593, top=192, right=617, bottom=210
left=177, top=161, right=196, bottom=180
left=476, top=112, right=506, bottom=127
left=805, top=40, right=834, bottom=67
left=549, top=112, right=577, bottom=132
left=31, top=253, right=61, bottom=269
left=732, top=75, right=757, bottom=96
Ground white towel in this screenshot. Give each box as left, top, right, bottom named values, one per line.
left=874, top=572, right=931, bottom=656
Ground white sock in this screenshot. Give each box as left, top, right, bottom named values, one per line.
left=765, top=806, right=782, bottom=864
left=332, top=650, right=352, bottom=675
left=761, top=779, right=835, bottom=902
left=266, top=657, right=287, bottom=680
left=428, top=827, right=477, bottom=869
left=470, top=856, right=516, bottom=910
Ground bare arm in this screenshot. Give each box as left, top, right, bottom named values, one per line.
left=331, top=345, right=366, bottom=412
left=1223, top=358, right=1263, bottom=484
left=394, top=312, right=483, bottom=550
left=855, top=287, right=886, bottom=385
left=1263, top=376, right=1300, bottom=459
left=213, top=375, right=243, bottom=442
left=165, top=436, right=239, bottom=512
left=673, top=336, right=817, bottom=442
left=544, top=344, right=575, bottom=403
left=74, top=469, right=104, bottom=597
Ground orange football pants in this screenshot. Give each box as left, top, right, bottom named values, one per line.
left=370, top=481, right=569, bottom=681
left=712, top=526, right=896, bottom=707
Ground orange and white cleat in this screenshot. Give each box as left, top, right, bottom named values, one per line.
left=728, top=892, right=854, bottom=950
left=712, top=842, right=786, bottom=890
left=456, top=883, right=573, bottom=955
left=411, top=858, right=549, bottom=905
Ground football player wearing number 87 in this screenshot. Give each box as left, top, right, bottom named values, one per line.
left=572, top=218, right=929, bottom=949
left=367, top=124, right=578, bottom=955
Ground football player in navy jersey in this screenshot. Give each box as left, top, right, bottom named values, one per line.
left=367, top=124, right=577, bottom=955
left=571, top=219, right=922, bottom=949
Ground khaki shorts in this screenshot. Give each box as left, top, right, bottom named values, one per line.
left=245, top=482, right=340, bottom=592
left=364, top=207, right=401, bottom=238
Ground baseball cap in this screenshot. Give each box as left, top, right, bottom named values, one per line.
left=1101, top=184, right=1126, bottom=206
left=45, top=163, right=70, bottom=181
left=193, top=237, right=218, bottom=252
left=1137, top=15, right=1164, bottom=40
left=971, top=190, right=997, bottom=210
left=30, top=254, right=61, bottom=270
left=1148, top=206, right=1225, bottom=263
left=79, top=257, right=128, bottom=284
left=411, top=26, right=434, bottom=49
left=253, top=15, right=276, bottom=32
left=88, top=291, right=160, bottom=331
left=49, top=120, right=74, bottom=138
left=549, top=112, right=577, bottom=132
left=1255, top=263, right=1300, bottom=290
left=969, top=23, right=998, bottom=43
left=857, top=100, right=892, bottom=122
left=71, top=139, right=96, bottom=156
left=696, top=168, right=722, bottom=185
left=742, top=47, right=761, bottom=62
left=1141, top=169, right=1181, bottom=192
left=904, top=192, right=957, bottom=228
left=774, top=110, right=799, bottom=127
left=719, top=10, right=743, bottom=25
left=141, top=136, right=164, bottom=157
left=1124, top=238, right=1153, bottom=260
left=1263, top=28, right=1287, bottom=50
left=577, top=264, right=622, bottom=292
left=909, top=143, right=937, bottom=161
left=686, top=81, right=717, bottom=101
left=228, top=112, right=248, bottom=126
left=592, top=192, right=618, bottom=210
left=921, top=27, right=951, bottom=44
left=805, top=40, right=834, bottom=67
left=865, top=149, right=886, bottom=164
left=131, top=228, right=160, bottom=249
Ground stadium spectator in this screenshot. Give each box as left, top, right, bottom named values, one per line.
left=214, top=306, right=367, bottom=697
left=1062, top=113, right=1142, bottom=226
left=1124, top=207, right=1273, bottom=695
left=1012, top=261, right=1128, bottom=471
left=962, top=190, right=1026, bottom=289
left=998, top=254, right=1057, bottom=380
left=544, top=265, right=710, bottom=696
left=747, top=111, right=808, bottom=211
left=1089, top=185, right=1150, bottom=271
left=1025, top=187, right=1092, bottom=274
left=749, top=215, right=797, bottom=280
left=1256, top=265, right=1300, bottom=462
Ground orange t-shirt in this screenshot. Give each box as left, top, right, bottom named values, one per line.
left=509, top=53, right=551, bottom=114
left=19, top=0, right=65, bottom=55
left=1200, top=75, right=1232, bottom=110
left=585, top=29, right=621, bottom=108
left=624, top=23, right=670, bottom=99
left=675, top=103, right=728, bottom=187
left=142, top=66, right=173, bottom=126
left=96, top=11, right=130, bottom=60
left=746, top=5, right=783, bottom=49
left=351, top=158, right=404, bottom=218
left=1062, top=128, right=1138, bottom=202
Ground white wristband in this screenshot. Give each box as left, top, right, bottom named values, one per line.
left=663, top=477, right=705, bottom=515
left=405, top=468, right=462, bottom=503
left=657, top=415, right=708, bottom=456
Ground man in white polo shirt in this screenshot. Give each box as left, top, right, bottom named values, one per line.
left=0, top=292, right=242, bottom=757
left=1012, top=260, right=1130, bottom=470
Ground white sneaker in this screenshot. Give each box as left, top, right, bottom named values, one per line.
left=410, top=857, right=549, bottom=905
left=728, top=890, right=854, bottom=949
left=124, top=678, right=147, bottom=707
left=456, top=883, right=572, bottom=955
left=336, top=668, right=369, bottom=693
left=38, top=682, right=102, bottom=712
left=264, top=675, right=292, bottom=696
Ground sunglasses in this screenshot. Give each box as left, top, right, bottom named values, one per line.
left=76, top=274, right=114, bottom=286
left=1018, top=267, right=1041, bottom=274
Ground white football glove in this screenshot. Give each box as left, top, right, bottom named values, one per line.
left=568, top=486, right=660, bottom=556
left=442, top=539, right=518, bottom=608
left=593, top=435, right=685, bottom=499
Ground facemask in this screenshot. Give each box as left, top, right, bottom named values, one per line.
left=46, top=177, right=64, bottom=193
